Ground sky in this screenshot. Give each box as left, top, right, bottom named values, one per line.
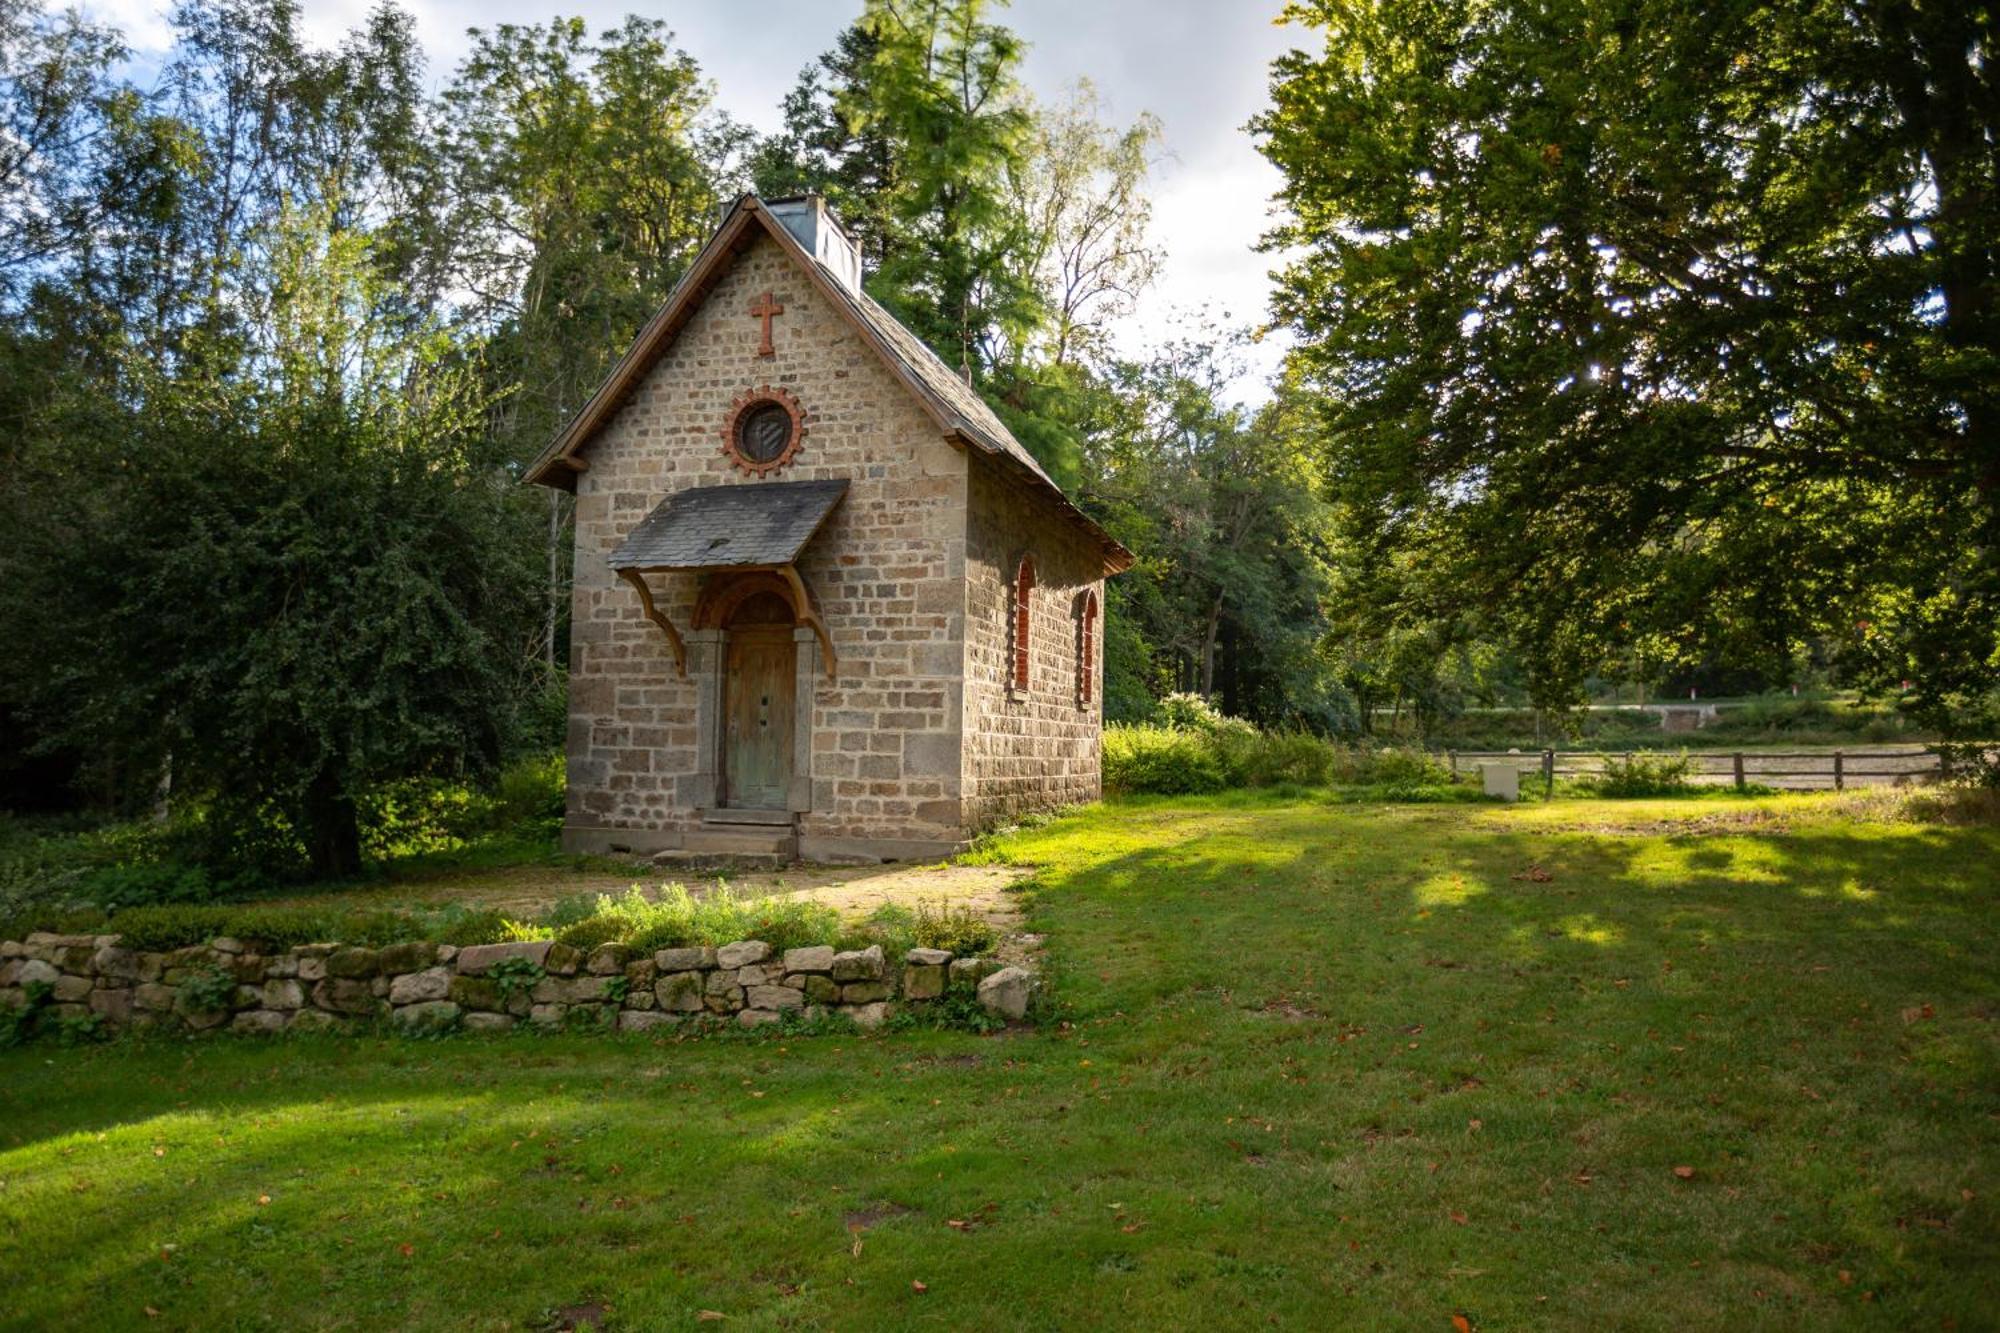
left=83, top=0, right=1307, bottom=396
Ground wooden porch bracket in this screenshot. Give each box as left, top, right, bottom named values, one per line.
left=615, top=567, right=687, bottom=678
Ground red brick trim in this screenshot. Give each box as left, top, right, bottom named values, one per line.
left=720, top=385, right=807, bottom=477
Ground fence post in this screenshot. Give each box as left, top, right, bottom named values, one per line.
left=1732, top=752, right=1745, bottom=790
left=1542, top=749, right=1555, bottom=799
left=1448, top=750, right=1457, bottom=778
left=1834, top=750, right=1845, bottom=791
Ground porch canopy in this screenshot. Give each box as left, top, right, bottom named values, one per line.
left=607, top=478, right=846, bottom=678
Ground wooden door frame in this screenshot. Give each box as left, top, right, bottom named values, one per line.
left=689, top=574, right=821, bottom=818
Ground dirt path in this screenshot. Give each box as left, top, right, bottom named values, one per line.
left=272, top=858, right=1033, bottom=931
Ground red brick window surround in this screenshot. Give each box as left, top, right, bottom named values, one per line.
left=1076, top=589, right=1098, bottom=706
left=1010, top=555, right=1036, bottom=693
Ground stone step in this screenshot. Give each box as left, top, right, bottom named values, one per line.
left=678, top=824, right=797, bottom=858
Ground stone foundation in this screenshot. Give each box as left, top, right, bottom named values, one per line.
left=0, top=932, right=1034, bottom=1036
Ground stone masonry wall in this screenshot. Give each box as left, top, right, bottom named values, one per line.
left=961, top=455, right=1107, bottom=830
left=567, top=230, right=968, bottom=857
left=0, top=932, right=1034, bottom=1036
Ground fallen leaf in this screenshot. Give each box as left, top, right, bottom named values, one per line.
left=257, top=1194, right=271, bottom=1206
left=696, top=1312, right=726, bottom=1322
left=1673, top=1166, right=1696, bottom=1180
left=398, top=1243, right=414, bottom=1258
left=1572, top=1173, right=1593, bottom=1186
left=1838, top=1271, right=1853, bottom=1286
left=946, top=1219, right=968, bottom=1230
left=152, top=1146, right=165, bottom=1158
left=144, top=1308, right=160, bottom=1319
left=912, top=1280, right=928, bottom=1295
left=1453, top=1315, right=1473, bottom=1333
left=1450, top=1211, right=1469, bottom=1225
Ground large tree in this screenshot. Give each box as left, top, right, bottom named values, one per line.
left=1256, top=0, right=1998, bottom=727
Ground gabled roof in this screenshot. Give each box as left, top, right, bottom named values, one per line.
left=522, top=194, right=1132, bottom=576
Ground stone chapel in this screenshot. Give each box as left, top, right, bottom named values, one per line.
left=525, top=195, right=1132, bottom=863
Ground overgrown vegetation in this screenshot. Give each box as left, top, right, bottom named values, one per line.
left=1104, top=693, right=1459, bottom=798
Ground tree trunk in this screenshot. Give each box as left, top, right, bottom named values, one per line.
left=301, top=768, right=362, bottom=880
left=1198, top=593, right=1224, bottom=698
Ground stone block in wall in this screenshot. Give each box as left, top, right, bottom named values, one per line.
left=529, top=1003, right=567, bottom=1029
left=312, top=978, right=383, bottom=1018
left=840, top=980, right=891, bottom=1003
left=948, top=957, right=1001, bottom=989
left=587, top=945, right=630, bottom=975
left=656, top=972, right=705, bottom=1011
left=288, top=1008, right=346, bottom=1033
left=393, top=1001, right=461, bottom=1032
left=976, top=966, right=1034, bottom=1021
left=133, top=982, right=175, bottom=1012
left=51, top=975, right=90, bottom=1004
left=545, top=943, right=583, bottom=977
left=903, top=964, right=945, bottom=1000
left=738, top=1008, right=781, bottom=1029
left=88, top=988, right=132, bottom=1022
left=377, top=941, right=438, bottom=974
left=848, top=1001, right=890, bottom=1030
left=230, top=1010, right=287, bottom=1034
left=92, top=947, right=137, bottom=981
left=387, top=968, right=451, bottom=1005
left=618, top=1010, right=679, bottom=1033
left=715, top=940, right=770, bottom=969
left=461, top=1012, right=514, bottom=1033
left=324, top=948, right=378, bottom=980
left=905, top=947, right=951, bottom=967
left=261, top=979, right=305, bottom=1010
left=782, top=946, right=835, bottom=974
left=455, top=941, right=553, bottom=975
left=830, top=945, right=884, bottom=982
left=794, top=974, right=839, bottom=1004
left=624, top=959, right=658, bottom=990
left=15, top=958, right=57, bottom=988
left=654, top=946, right=714, bottom=972
left=746, top=984, right=805, bottom=1011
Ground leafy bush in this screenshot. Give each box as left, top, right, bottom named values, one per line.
left=1579, top=751, right=1696, bottom=798
left=1158, top=691, right=1231, bottom=733
left=493, top=751, right=565, bottom=832
left=911, top=899, right=994, bottom=954
left=1103, top=726, right=1227, bottom=795
left=430, top=906, right=517, bottom=947
left=358, top=777, right=498, bottom=859
left=104, top=903, right=427, bottom=952
left=1105, top=717, right=1451, bottom=797
left=176, top=966, right=237, bottom=1015
left=555, top=914, right=630, bottom=950
left=75, top=861, right=219, bottom=910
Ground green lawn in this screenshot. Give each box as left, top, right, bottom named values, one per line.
left=2, top=792, right=1995, bottom=1330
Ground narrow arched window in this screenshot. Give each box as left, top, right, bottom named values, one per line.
left=1076, top=589, right=1098, bottom=706
left=1010, top=555, right=1036, bottom=692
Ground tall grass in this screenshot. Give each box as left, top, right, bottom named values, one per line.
left=1103, top=720, right=1453, bottom=796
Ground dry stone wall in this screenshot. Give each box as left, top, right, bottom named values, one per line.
left=0, top=932, right=1034, bottom=1037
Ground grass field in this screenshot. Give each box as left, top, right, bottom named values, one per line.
left=2, top=791, right=1995, bottom=1330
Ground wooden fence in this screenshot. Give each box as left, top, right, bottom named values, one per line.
left=1441, top=747, right=1948, bottom=795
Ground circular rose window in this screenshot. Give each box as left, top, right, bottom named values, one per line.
left=721, top=386, right=806, bottom=476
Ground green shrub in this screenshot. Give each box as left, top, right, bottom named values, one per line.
left=431, top=906, right=516, bottom=947
left=177, top=965, right=237, bottom=1015
left=1157, top=691, right=1229, bottom=733
left=1581, top=751, right=1696, bottom=798
left=77, top=861, right=219, bottom=910
left=1103, top=726, right=1226, bottom=795
left=102, top=903, right=427, bottom=952
left=358, top=777, right=497, bottom=859
left=555, top=915, right=629, bottom=950
left=911, top=899, right=994, bottom=955
left=493, top=751, right=565, bottom=831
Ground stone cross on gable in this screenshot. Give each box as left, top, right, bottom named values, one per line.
left=749, top=291, right=784, bottom=357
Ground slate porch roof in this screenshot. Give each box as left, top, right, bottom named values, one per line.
left=607, top=479, right=848, bottom=572
left=521, top=194, right=1132, bottom=576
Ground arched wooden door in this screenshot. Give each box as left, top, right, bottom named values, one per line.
left=721, top=590, right=796, bottom=810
